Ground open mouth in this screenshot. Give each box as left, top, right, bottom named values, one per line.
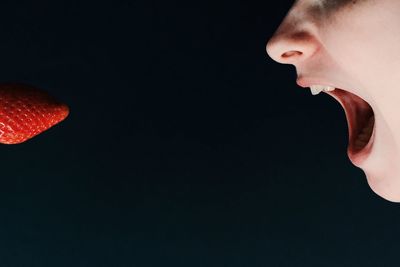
left=325, top=88, right=375, bottom=165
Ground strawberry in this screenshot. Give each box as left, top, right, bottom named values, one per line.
left=0, top=83, right=69, bottom=144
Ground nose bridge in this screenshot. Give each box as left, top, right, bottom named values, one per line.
left=266, top=5, right=320, bottom=65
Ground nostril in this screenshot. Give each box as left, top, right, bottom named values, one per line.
left=281, top=50, right=302, bottom=58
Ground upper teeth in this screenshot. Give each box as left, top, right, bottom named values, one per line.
left=310, top=85, right=336, bottom=95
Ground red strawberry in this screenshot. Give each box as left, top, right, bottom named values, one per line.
left=0, top=83, right=69, bottom=144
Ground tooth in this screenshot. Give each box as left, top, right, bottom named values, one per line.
left=324, top=86, right=335, bottom=91
left=357, top=132, right=370, bottom=141
left=310, top=85, right=324, bottom=95
left=309, top=85, right=336, bottom=95
left=354, top=139, right=367, bottom=149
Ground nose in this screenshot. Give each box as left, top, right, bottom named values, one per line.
left=266, top=14, right=320, bottom=65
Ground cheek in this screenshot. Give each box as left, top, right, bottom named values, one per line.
left=323, top=30, right=394, bottom=88
left=323, top=36, right=369, bottom=80
left=321, top=4, right=400, bottom=83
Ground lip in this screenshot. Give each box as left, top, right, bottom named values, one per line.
left=296, top=77, right=337, bottom=89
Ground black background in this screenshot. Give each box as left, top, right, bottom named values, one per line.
left=0, top=0, right=398, bottom=266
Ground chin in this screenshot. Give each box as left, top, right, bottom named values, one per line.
left=365, top=171, right=400, bottom=203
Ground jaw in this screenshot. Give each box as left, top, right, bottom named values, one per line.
left=325, top=87, right=400, bottom=201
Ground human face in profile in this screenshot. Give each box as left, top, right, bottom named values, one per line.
left=266, top=0, right=400, bottom=202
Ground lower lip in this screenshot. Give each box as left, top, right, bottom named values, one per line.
left=347, top=117, right=376, bottom=166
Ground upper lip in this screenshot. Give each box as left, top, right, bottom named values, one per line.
left=296, top=76, right=338, bottom=89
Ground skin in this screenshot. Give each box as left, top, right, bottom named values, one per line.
left=266, top=0, right=400, bottom=202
